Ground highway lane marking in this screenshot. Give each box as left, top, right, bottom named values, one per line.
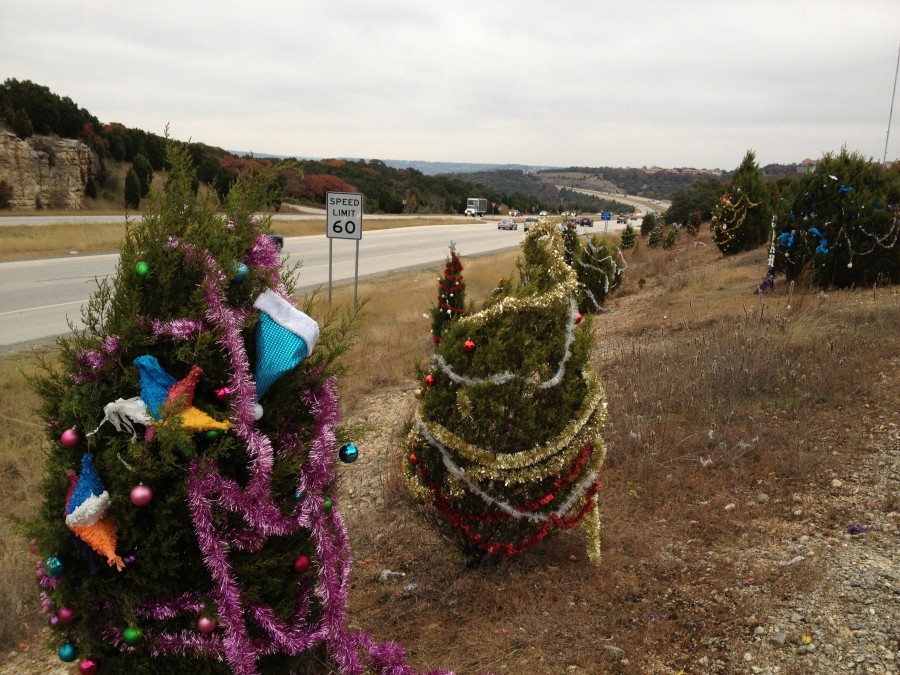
left=0, top=299, right=86, bottom=315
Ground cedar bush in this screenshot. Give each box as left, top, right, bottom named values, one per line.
left=574, top=234, right=625, bottom=313
left=710, top=150, right=773, bottom=256
left=619, top=222, right=637, bottom=249
left=25, top=143, right=437, bottom=675
left=405, top=221, right=607, bottom=562
left=774, top=149, right=900, bottom=287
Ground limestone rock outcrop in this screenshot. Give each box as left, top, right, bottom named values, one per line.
left=0, top=130, right=100, bottom=210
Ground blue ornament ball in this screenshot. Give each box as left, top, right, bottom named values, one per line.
left=58, top=642, right=77, bottom=662
left=339, top=443, right=359, bottom=463
left=232, top=262, right=249, bottom=283
left=45, top=555, right=64, bottom=577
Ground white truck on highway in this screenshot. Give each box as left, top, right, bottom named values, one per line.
left=464, top=197, right=488, bottom=217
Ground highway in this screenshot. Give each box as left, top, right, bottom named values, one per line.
left=564, top=187, right=670, bottom=216
left=0, top=219, right=625, bottom=352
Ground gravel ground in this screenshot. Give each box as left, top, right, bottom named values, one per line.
left=726, top=421, right=900, bottom=675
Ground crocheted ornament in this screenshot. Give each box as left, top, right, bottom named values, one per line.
left=253, top=290, right=319, bottom=399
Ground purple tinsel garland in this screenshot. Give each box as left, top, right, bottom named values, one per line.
left=151, top=317, right=206, bottom=340
left=132, top=235, right=450, bottom=674
left=73, top=335, right=121, bottom=384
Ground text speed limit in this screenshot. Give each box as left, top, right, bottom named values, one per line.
left=326, top=191, right=364, bottom=240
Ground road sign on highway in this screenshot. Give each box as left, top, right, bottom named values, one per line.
left=601, top=212, right=612, bottom=221
left=326, top=192, right=364, bottom=240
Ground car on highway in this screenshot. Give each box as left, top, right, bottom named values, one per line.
left=509, top=209, right=520, bottom=217
left=497, top=217, right=518, bottom=230
left=539, top=210, right=549, bottom=217
left=617, top=215, right=627, bottom=223
left=523, top=216, right=539, bottom=231
left=269, top=232, right=284, bottom=251
left=579, top=217, right=593, bottom=227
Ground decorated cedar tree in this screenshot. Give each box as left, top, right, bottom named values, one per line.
left=710, top=150, right=773, bottom=256
left=430, top=242, right=467, bottom=343
left=774, top=149, right=900, bottom=287
left=573, top=234, right=626, bottom=314
left=405, top=220, right=607, bottom=562
left=561, top=221, right=582, bottom=266
left=26, top=144, right=446, bottom=675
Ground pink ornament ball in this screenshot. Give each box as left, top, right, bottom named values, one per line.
left=61, top=427, right=81, bottom=448
left=57, top=606, right=75, bottom=624
left=197, top=616, right=217, bottom=634
left=215, top=386, right=231, bottom=401
left=293, top=554, right=310, bottom=573
left=130, top=484, right=153, bottom=507
left=79, top=659, right=99, bottom=675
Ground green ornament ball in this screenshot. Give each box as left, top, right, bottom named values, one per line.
left=122, top=626, right=144, bottom=646
left=134, top=261, right=150, bottom=278
left=205, top=429, right=224, bottom=441
left=323, top=496, right=333, bottom=512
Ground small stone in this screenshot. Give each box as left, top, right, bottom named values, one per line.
left=757, top=493, right=770, bottom=503
left=754, top=626, right=766, bottom=636
left=793, top=509, right=803, bottom=516
left=770, top=632, right=788, bottom=647
left=743, top=651, right=753, bottom=662
left=831, top=478, right=843, bottom=488
left=724, top=503, right=736, bottom=512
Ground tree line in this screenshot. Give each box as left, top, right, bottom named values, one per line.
left=0, top=78, right=639, bottom=216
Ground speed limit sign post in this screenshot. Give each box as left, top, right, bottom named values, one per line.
left=326, top=191, right=364, bottom=307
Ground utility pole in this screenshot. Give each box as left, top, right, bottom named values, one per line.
left=884, top=41, right=900, bottom=166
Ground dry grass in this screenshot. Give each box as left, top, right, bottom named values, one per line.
left=0, top=349, right=52, bottom=649
left=1, top=229, right=898, bottom=673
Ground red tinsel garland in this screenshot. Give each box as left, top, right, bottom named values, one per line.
left=413, top=460, right=601, bottom=555
left=438, top=302, right=467, bottom=315
left=438, top=281, right=466, bottom=294
left=515, top=443, right=593, bottom=513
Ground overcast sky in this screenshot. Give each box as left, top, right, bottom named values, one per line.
left=3, top=1, right=899, bottom=170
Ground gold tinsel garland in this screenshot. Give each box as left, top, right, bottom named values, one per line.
left=712, top=189, right=759, bottom=235
left=415, top=368, right=606, bottom=475
left=450, top=223, right=578, bottom=333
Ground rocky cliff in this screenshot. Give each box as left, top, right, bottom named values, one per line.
left=0, top=130, right=100, bottom=210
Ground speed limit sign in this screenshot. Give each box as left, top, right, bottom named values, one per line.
left=326, top=192, right=364, bottom=240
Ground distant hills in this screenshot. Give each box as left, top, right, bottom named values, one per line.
left=1, top=78, right=817, bottom=214
left=228, top=154, right=558, bottom=177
